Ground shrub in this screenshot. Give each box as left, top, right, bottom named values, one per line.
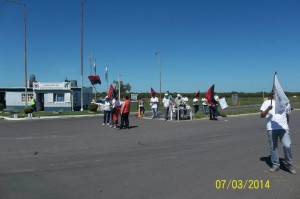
left=88, top=103, right=98, bottom=112
left=24, top=107, right=34, bottom=114
left=0, top=103, right=4, bottom=111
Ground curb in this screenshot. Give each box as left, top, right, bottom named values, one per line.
left=2, top=114, right=103, bottom=121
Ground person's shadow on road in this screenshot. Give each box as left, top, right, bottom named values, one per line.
left=260, top=156, right=289, bottom=172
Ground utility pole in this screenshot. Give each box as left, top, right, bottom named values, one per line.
left=4, top=0, right=28, bottom=107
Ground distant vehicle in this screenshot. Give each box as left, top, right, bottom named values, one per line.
left=91, top=99, right=105, bottom=111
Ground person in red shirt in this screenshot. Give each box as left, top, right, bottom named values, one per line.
left=119, top=95, right=130, bottom=129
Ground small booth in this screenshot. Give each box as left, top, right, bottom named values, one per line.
left=1, top=81, right=92, bottom=111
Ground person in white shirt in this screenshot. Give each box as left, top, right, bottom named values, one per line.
left=102, top=96, right=112, bottom=125
left=110, top=97, right=121, bottom=128
left=182, top=95, right=189, bottom=115
left=193, top=97, right=200, bottom=114
left=260, top=93, right=295, bottom=174
left=150, top=94, right=159, bottom=118
left=162, top=93, right=171, bottom=121
left=174, top=94, right=183, bottom=120
left=201, top=98, right=208, bottom=114
left=214, top=93, right=220, bottom=117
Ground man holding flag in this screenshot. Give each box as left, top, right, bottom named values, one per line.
left=260, top=72, right=296, bottom=174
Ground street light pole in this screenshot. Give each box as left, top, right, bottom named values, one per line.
left=155, top=51, right=162, bottom=103
left=4, top=0, right=28, bottom=107
left=24, top=1, right=27, bottom=108
left=80, top=0, right=84, bottom=111
left=118, top=74, right=122, bottom=100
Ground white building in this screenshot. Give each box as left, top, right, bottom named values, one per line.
left=0, top=81, right=92, bottom=111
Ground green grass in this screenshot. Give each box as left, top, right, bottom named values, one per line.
left=1, top=96, right=299, bottom=119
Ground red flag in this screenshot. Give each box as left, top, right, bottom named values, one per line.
left=151, top=87, right=157, bottom=97
left=205, top=84, right=217, bottom=105
left=88, top=75, right=101, bottom=85
left=194, top=90, right=200, bottom=98
left=107, top=84, right=116, bottom=99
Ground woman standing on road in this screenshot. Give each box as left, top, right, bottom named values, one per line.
left=119, top=96, right=131, bottom=129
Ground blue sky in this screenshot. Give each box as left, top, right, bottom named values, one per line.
left=1, top=0, right=299, bottom=93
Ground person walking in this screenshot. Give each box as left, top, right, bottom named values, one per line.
left=260, top=93, right=296, bottom=174
left=119, top=96, right=130, bottom=129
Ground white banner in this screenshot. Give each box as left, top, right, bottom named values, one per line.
left=219, top=97, right=228, bottom=110
left=33, top=82, right=71, bottom=90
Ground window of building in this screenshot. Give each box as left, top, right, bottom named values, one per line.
left=53, top=93, right=64, bottom=102
left=21, top=94, right=33, bottom=102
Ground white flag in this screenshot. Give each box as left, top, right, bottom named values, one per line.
left=273, top=73, right=290, bottom=114
left=105, top=66, right=108, bottom=82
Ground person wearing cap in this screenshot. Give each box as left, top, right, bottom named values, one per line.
left=166, top=91, right=173, bottom=101
left=174, top=94, right=183, bottom=120
left=102, top=96, right=112, bottom=125
left=260, top=93, right=296, bottom=174
left=162, top=93, right=171, bottom=121
left=182, top=95, right=189, bottom=115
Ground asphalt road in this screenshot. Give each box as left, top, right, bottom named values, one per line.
left=0, top=111, right=300, bottom=199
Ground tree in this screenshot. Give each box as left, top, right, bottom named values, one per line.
left=113, top=80, right=131, bottom=96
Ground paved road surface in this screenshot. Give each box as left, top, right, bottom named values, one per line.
left=0, top=111, right=299, bottom=199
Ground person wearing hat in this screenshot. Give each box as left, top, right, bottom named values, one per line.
left=102, top=96, right=112, bottom=125
left=162, top=93, right=171, bottom=121
left=174, top=94, right=183, bottom=120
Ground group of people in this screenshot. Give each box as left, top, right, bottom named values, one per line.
left=101, top=95, right=131, bottom=129
left=139, top=92, right=221, bottom=121
left=98, top=88, right=297, bottom=175
left=99, top=90, right=296, bottom=174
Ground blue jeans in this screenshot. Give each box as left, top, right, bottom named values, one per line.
left=163, top=107, right=169, bottom=120
left=152, top=108, right=157, bottom=118
left=103, top=110, right=111, bottom=124
left=267, top=129, right=293, bottom=168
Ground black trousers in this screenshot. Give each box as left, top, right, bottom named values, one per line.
left=120, top=112, right=129, bottom=129
left=209, top=106, right=217, bottom=119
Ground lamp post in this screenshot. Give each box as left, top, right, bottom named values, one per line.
left=155, top=51, right=162, bottom=103
left=118, top=74, right=122, bottom=100
left=4, top=0, right=28, bottom=107
left=80, top=0, right=85, bottom=111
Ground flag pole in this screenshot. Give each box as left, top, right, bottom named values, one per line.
left=271, top=71, right=277, bottom=106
